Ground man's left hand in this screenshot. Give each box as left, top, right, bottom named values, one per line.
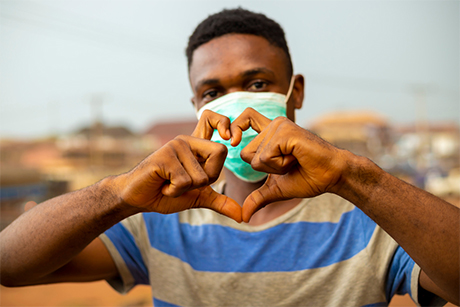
left=231, top=109, right=346, bottom=223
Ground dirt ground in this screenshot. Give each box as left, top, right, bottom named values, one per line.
left=0, top=281, right=456, bottom=307
left=0, top=281, right=152, bottom=307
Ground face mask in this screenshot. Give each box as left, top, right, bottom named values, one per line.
left=196, top=77, right=295, bottom=182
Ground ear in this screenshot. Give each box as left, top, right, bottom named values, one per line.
left=191, top=97, right=198, bottom=112
left=292, top=74, right=304, bottom=110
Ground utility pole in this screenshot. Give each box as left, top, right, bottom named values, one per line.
left=89, top=93, right=104, bottom=169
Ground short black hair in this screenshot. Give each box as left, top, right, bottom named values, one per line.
left=186, top=8, right=293, bottom=76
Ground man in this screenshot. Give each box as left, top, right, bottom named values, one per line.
left=1, top=8, right=458, bottom=307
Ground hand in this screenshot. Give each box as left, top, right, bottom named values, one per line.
left=192, top=109, right=232, bottom=142
left=231, top=113, right=346, bottom=222
left=113, top=134, right=242, bottom=222
left=192, top=108, right=271, bottom=146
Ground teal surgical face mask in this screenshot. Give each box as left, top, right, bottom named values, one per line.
left=195, top=77, right=295, bottom=182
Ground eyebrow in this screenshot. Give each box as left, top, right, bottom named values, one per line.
left=194, top=67, right=276, bottom=92
left=241, top=67, right=275, bottom=78
left=195, top=78, right=220, bottom=92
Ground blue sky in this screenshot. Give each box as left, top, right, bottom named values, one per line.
left=1, top=0, right=458, bottom=139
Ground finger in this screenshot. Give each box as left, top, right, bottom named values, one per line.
left=250, top=133, right=297, bottom=175
left=239, top=125, right=269, bottom=164
left=24, top=201, right=38, bottom=212
left=239, top=116, right=285, bottom=164
left=192, top=186, right=242, bottom=223
left=181, top=135, right=227, bottom=183
left=160, top=136, right=224, bottom=196
left=160, top=153, right=194, bottom=197
left=174, top=138, right=212, bottom=187
left=253, top=149, right=297, bottom=174
left=230, top=107, right=272, bottom=146
left=242, top=175, right=286, bottom=223
left=160, top=135, right=228, bottom=197
left=241, top=117, right=297, bottom=174
left=192, top=109, right=231, bottom=140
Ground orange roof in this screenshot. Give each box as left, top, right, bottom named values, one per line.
left=309, top=111, right=388, bottom=129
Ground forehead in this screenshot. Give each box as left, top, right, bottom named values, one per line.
left=189, top=34, right=289, bottom=91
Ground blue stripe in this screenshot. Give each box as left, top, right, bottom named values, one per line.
left=362, top=302, right=387, bottom=307
left=144, top=207, right=376, bottom=273
left=385, top=246, right=415, bottom=300
left=105, top=223, right=149, bottom=285
left=153, top=298, right=180, bottom=307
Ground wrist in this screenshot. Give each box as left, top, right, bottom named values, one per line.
left=328, top=150, right=384, bottom=199
left=98, top=175, right=143, bottom=218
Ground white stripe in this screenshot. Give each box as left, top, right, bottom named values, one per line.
left=179, top=193, right=356, bottom=231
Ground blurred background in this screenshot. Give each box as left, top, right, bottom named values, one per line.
left=0, top=0, right=458, bottom=306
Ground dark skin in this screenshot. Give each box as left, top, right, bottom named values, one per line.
left=0, top=33, right=458, bottom=305
left=189, top=33, right=305, bottom=226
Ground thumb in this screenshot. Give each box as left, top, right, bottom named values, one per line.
left=193, top=186, right=242, bottom=223
left=242, top=175, right=285, bottom=223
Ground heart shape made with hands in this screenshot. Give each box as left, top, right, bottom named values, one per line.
left=190, top=107, right=344, bottom=223
left=191, top=108, right=305, bottom=223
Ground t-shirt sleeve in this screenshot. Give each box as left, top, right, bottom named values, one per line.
left=99, top=215, right=149, bottom=294
left=386, top=246, right=447, bottom=307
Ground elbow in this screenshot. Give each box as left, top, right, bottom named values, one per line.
left=0, top=273, right=38, bottom=287
left=0, top=274, right=22, bottom=287
left=0, top=265, right=35, bottom=287
left=442, top=277, right=459, bottom=306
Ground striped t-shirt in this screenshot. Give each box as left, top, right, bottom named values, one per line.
left=100, top=192, right=438, bottom=307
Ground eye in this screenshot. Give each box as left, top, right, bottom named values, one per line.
left=203, top=90, right=218, bottom=99
left=200, top=89, right=223, bottom=106
left=248, top=81, right=268, bottom=91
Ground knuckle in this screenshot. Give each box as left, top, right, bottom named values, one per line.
left=240, top=149, right=251, bottom=162
left=201, top=109, right=214, bottom=117
left=273, top=116, right=289, bottom=124
left=194, top=174, right=209, bottom=187
left=175, top=175, right=192, bottom=191
left=214, top=143, right=228, bottom=156
left=173, top=135, right=187, bottom=142
left=259, top=152, right=272, bottom=165
left=219, top=116, right=231, bottom=127
left=250, top=159, right=262, bottom=171
left=171, top=136, right=189, bottom=150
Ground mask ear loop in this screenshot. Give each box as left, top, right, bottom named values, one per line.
left=284, top=75, right=296, bottom=104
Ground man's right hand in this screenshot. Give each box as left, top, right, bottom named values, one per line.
left=112, top=134, right=242, bottom=223
left=0, top=129, right=241, bottom=287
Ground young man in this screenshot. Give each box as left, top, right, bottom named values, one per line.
left=1, top=8, right=458, bottom=307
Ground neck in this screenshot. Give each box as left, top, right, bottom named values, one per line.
left=223, top=169, right=301, bottom=226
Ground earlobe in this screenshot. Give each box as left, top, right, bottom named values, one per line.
left=293, top=74, right=305, bottom=109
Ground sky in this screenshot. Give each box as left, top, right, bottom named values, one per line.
left=0, top=0, right=459, bottom=139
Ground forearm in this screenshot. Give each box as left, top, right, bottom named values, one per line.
left=332, top=151, right=459, bottom=301
left=0, top=176, right=139, bottom=286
